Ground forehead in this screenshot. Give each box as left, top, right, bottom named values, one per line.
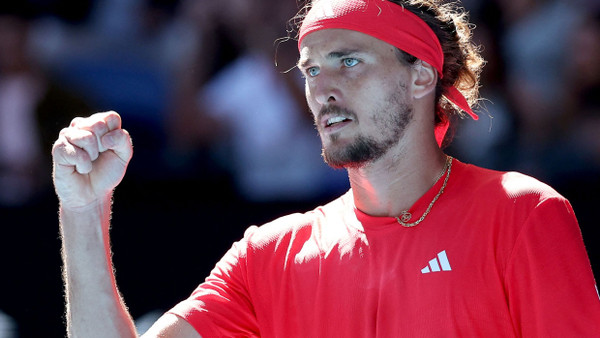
left=299, top=29, right=393, bottom=61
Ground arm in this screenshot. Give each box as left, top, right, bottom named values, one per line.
left=59, top=195, right=137, bottom=337
left=53, top=111, right=136, bottom=337
left=53, top=112, right=201, bottom=337
left=505, top=197, right=600, bottom=336
left=60, top=200, right=202, bottom=338
left=141, top=314, right=201, bottom=338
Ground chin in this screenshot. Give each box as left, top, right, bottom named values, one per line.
left=321, top=147, right=369, bottom=170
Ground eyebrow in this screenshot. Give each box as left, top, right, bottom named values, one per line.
left=298, top=48, right=363, bottom=69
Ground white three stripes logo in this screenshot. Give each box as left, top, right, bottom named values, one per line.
left=421, top=250, right=452, bottom=274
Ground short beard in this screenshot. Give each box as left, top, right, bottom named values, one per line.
left=321, top=100, right=413, bottom=169
left=323, top=134, right=391, bottom=169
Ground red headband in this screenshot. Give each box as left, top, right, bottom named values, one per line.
left=298, top=0, right=478, bottom=146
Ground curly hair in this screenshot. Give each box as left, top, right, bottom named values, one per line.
left=290, top=0, right=485, bottom=144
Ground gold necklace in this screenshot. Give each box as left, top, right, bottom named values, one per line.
left=395, top=156, right=453, bottom=228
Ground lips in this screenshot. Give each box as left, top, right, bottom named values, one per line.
left=326, top=116, right=352, bottom=127
left=319, top=108, right=355, bottom=128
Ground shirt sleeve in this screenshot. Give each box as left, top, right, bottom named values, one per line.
left=167, top=226, right=260, bottom=337
left=505, top=197, right=600, bottom=337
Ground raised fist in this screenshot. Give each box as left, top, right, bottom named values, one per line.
left=52, top=111, right=133, bottom=209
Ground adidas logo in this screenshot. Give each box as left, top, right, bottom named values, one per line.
left=421, top=250, right=452, bottom=274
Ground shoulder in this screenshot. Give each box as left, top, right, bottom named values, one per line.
left=241, top=191, right=354, bottom=250
left=454, top=160, right=566, bottom=204
left=449, top=160, right=575, bottom=228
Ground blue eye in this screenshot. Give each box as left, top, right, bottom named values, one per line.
left=343, top=58, right=359, bottom=68
left=307, top=67, right=320, bottom=77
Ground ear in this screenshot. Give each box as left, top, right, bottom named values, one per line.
left=411, top=60, right=437, bottom=99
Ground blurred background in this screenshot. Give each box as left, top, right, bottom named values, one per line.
left=0, top=0, right=598, bottom=336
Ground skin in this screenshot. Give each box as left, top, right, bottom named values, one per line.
left=300, top=30, right=415, bottom=170
left=299, top=29, right=447, bottom=216
left=53, top=112, right=199, bottom=337
left=52, top=29, right=447, bottom=337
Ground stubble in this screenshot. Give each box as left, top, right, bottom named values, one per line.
left=319, top=86, right=413, bottom=169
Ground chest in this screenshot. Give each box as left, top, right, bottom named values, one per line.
left=246, top=225, right=517, bottom=337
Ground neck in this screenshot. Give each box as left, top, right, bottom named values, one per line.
left=348, top=137, right=447, bottom=218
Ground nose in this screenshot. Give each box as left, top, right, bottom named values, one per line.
left=309, top=70, right=340, bottom=106
left=316, top=91, right=337, bottom=106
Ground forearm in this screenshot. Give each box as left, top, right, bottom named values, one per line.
left=60, top=195, right=137, bottom=338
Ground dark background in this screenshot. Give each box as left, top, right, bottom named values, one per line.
left=0, top=0, right=599, bottom=336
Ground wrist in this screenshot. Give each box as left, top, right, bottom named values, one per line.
left=59, top=194, right=114, bottom=237
left=59, top=194, right=113, bottom=215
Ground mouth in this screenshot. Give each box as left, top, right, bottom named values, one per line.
left=325, top=116, right=353, bottom=128
left=317, top=105, right=357, bottom=132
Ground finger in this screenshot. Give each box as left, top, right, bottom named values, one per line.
left=71, top=111, right=121, bottom=127
left=70, top=117, right=84, bottom=127
left=72, top=117, right=113, bottom=153
left=63, top=127, right=100, bottom=162
left=84, top=111, right=122, bottom=131
left=101, top=129, right=133, bottom=163
left=102, top=111, right=122, bottom=131
left=52, top=136, right=93, bottom=174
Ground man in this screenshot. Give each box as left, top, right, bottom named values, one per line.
left=52, top=0, right=600, bottom=336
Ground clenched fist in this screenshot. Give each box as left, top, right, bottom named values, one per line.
left=52, top=111, right=133, bottom=209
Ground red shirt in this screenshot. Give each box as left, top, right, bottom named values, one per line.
left=169, top=160, right=600, bottom=337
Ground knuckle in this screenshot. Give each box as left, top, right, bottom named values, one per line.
left=90, top=119, right=108, bottom=132
left=51, top=139, right=66, bottom=156
left=70, top=117, right=84, bottom=127
left=69, top=147, right=90, bottom=163
left=80, top=132, right=97, bottom=145
left=65, top=131, right=86, bottom=146
left=111, top=129, right=131, bottom=144
left=121, top=129, right=132, bottom=143
left=106, top=113, right=122, bottom=130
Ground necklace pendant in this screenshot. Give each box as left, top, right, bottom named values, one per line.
left=399, top=211, right=412, bottom=223
left=394, top=156, right=453, bottom=228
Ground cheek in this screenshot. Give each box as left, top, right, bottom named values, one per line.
left=351, top=77, right=389, bottom=106
left=305, top=84, right=318, bottom=115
